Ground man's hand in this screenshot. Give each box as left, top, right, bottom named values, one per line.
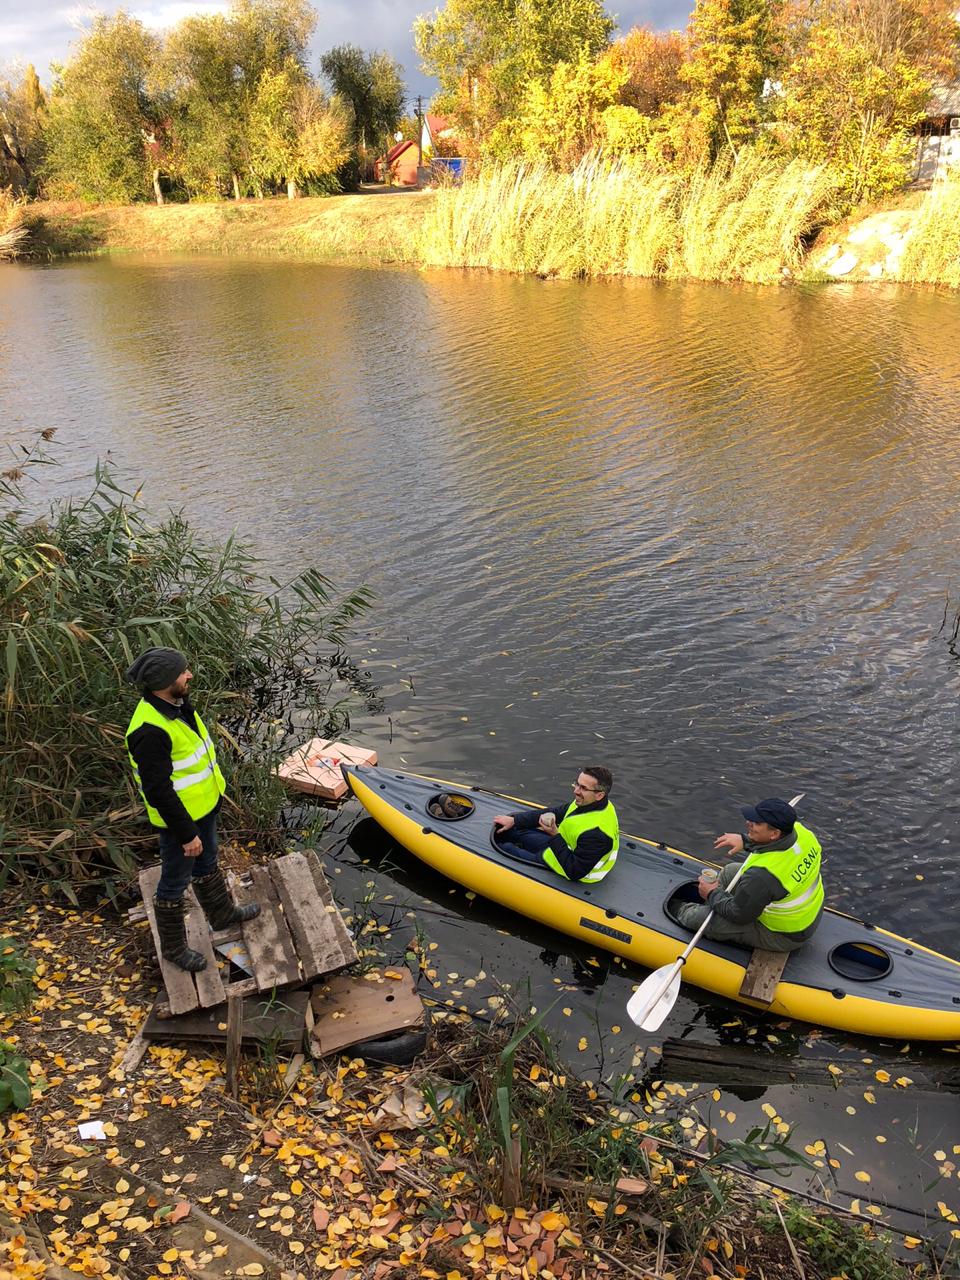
left=493, top=815, right=514, bottom=833
left=698, top=875, right=720, bottom=900
left=714, top=832, right=744, bottom=855
left=538, top=811, right=557, bottom=835
left=183, top=836, right=203, bottom=857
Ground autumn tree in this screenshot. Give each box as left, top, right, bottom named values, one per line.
left=250, top=65, right=351, bottom=196
left=495, top=52, right=626, bottom=166
left=157, top=0, right=316, bottom=198
left=414, top=0, right=614, bottom=141
left=41, top=13, right=161, bottom=202
left=605, top=27, right=686, bottom=117
left=319, top=44, right=405, bottom=164
left=0, top=65, right=45, bottom=192
left=669, top=0, right=784, bottom=164
left=777, top=0, right=960, bottom=201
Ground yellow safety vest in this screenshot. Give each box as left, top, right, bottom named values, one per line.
left=543, top=799, right=619, bottom=884
left=742, top=821, right=824, bottom=933
left=125, top=698, right=225, bottom=828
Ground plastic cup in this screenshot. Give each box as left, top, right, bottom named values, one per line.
left=700, top=867, right=719, bottom=885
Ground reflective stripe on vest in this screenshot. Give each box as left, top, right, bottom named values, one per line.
left=542, top=799, right=620, bottom=883
left=743, top=822, right=824, bottom=933
left=125, top=698, right=226, bottom=828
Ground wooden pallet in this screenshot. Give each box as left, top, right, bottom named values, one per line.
left=138, top=850, right=357, bottom=1016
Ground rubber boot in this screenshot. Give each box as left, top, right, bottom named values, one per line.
left=154, top=897, right=207, bottom=972
left=192, top=867, right=261, bottom=930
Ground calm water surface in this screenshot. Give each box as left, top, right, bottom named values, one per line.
left=4, top=256, right=960, bottom=1232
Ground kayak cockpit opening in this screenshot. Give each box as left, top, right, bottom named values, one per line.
left=663, top=879, right=702, bottom=926
left=426, top=792, right=476, bottom=822
left=828, top=940, right=893, bottom=981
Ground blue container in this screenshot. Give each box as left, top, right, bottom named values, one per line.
left=431, top=157, right=467, bottom=183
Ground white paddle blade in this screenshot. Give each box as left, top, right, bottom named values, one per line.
left=627, top=965, right=682, bottom=1032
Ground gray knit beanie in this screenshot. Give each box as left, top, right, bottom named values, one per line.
left=125, top=647, right=188, bottom=692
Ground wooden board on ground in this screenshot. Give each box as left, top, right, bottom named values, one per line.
left=738, top=948, right=789, bottom=1004
left=270, top=851, right=357, bottom=981
left=304, top=849, right=358, bottom=971
left=242, top=864, right=302, bottom=991
left=277, top=737, right=378, bottom=800
left=138, top=852, right=355, bottom=1014
left=143, top=989, right=310, bottom=1048
left=139, top=866, right=224, bottom=1015
left=309, top=966, right=424, bottom=1058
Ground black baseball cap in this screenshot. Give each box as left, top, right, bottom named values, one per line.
left=741, top=797, right=797, bottom=832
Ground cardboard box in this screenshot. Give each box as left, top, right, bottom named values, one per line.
left=277, top=737, right=378, bottom=800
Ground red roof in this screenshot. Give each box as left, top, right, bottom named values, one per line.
left=385, top=139, right=416, bottom=164
left=425, top=114, right=452, bottom=139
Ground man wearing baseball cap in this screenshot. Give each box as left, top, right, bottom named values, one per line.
left=124, top=647, right=260, bottom=972
left=674, top=796, right=824, bottom=952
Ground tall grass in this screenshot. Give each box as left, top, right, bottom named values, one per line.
left=1, top=435, right=377, bottom=900
left=0, top=190, right=30, bottom=260
left=418, top=153, right=842, bottom=284
left=897, top=176, right=960, bottom=288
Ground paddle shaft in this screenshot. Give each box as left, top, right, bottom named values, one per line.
left=637, top=862, right=750, bottom=1019
left=630, top=793, right=805, bottom=1027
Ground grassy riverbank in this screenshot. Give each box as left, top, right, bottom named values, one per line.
left=26, top=189, right=430, bottom=265
left=17, top=163, right=960, bottom=286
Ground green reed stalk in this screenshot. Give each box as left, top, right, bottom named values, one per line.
left=1, top=436, right=376, bottom=900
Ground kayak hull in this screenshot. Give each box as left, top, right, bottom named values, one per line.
left=345, top=765, right=960, bottom=1042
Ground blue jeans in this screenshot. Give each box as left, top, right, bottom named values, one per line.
left=496, top=827, right=552, bottom=865
left=156, top=811, right=219, bottom=901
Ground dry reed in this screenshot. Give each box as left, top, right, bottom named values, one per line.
left=897, top=177, right=960, bottom=287
left=418, top=153, right=842, bottom=284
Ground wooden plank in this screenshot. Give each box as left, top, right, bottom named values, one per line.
left=184, top=883, right=226, bottom=1009
left=117, top=1015, right=151, bottom=1077
left=270, top=853, right=351, bottom=982
left=304, top=849, right=358, bottom=970
left=242, top=865, right=302, bottom=992
left=738, top=948, right=789, bottom=1004
left=225, top=990, right=243, bottom=1098
left=309, top=968, right=424, bottom=1058
left=659, top=1038, right=960, bottom=1091
left=144, top=990, right=309, bottom=1047
left=138, top=866, right=199, bottom=1016
left=155, top=975, right=260, bottom=1019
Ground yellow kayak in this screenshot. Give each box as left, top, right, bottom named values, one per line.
left=344, top=762, right=960, bottom=1042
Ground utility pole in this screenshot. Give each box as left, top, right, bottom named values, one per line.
left=416, top=95, right=424, bottom=169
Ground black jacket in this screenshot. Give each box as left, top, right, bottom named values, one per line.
left=710, top=828, right=821, bottom=941
left=508, top=796, right=614, bottom=881
left=127, top=691, right=220, bottom=843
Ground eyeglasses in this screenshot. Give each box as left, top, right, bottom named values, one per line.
left=572, top=780, right=601, bottom=794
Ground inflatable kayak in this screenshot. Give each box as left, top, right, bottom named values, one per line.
left=343, top=763, right=960, bottom=1041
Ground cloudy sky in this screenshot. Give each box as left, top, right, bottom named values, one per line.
left=0, top=0, right=691, bottom=99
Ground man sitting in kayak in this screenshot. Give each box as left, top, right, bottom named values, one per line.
left=675, top=797, right=824, bottom=952
left=492, top=767, right=619, bottom=884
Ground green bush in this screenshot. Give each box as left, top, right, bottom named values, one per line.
left=0, top=1041, right=33, bottom=1114
left=0, top=939, right=36, bottom=1013
left=1, top=434, right=377, bottom=901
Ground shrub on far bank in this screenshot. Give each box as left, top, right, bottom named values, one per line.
left=0, top=435, right=377, bottom=902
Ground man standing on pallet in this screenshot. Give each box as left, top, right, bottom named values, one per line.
left=124, top=648, right=260, bottom=973
left=675, top=797, right=824, bottom=952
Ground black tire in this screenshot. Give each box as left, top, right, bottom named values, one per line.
left=351, top=1022, right=429, bottom=1065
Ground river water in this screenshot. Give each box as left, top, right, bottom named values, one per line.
left=4, top=256, right=960, bottom=1239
